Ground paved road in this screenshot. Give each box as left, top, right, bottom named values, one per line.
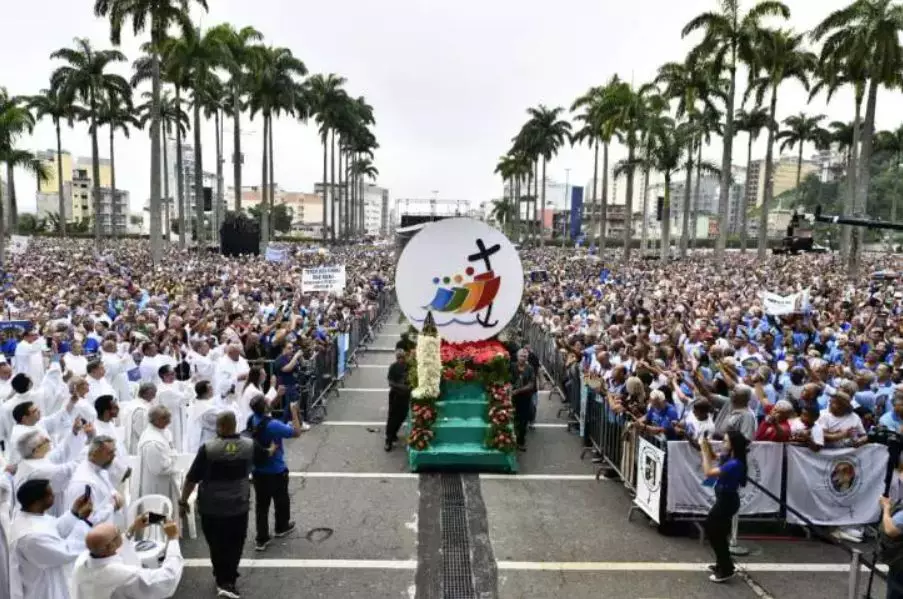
left=173, top=313, right=881, bottom=599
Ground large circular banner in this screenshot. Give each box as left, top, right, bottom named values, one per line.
left=396, top=218, right=524, bottom=342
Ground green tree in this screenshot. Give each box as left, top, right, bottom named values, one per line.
left=744, top=28, right=816, bottom=259
left=28, top=85, right=79, bottom=236
left=733, top=105, right=772, bottom=251
left=489, top=198, right=517, bottom=233
left=50, top=37, right=130, bottom=244
left=682, top=0, right=791, bottom=262
left=96, top=88, right=138, bottom=237
left=776, top=112, right=827, bottom=210
left=348, top=156, right=378, bottom=234
left=812, top=0, right=903, bottom=277
left=309, top=74, right=348, bottom=242
left=645, top=118, right=687, bottom=261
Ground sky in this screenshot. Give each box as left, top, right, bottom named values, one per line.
left=3, top=0, right=903, bottom=216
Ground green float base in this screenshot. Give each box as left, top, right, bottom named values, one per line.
left=408, top=381, right=519, bottom=473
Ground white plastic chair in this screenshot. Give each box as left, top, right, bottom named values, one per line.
left=126, top=494, right=174, bottom=568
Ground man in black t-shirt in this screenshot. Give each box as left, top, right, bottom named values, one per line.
left=511, top=349, right=537, bottom=451
left=385, top=349, right=411, bottom=451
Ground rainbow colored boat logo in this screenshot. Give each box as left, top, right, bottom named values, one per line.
left=423, top=265, right=501, bottom=318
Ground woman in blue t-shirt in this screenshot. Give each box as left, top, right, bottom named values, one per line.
left=700, top=429, right=748, bottom=583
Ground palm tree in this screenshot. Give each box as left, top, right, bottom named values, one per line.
left=200, top=75, right=228, bottom=242
left=776, top=112, right=827, bottom=210
left=94, top=0, right=208, bottom=262
left=0, top=89, right=48, bottom=263
left=812, top=0, right=903, bottom=277
left=682, top=0, right=791, bottom=262
left=518, top=105, right=571, bottom=247
left=733, top=106, right=771, bottom=251
left=96, top=89, right=138, bottom=237
left=636, top=90, right=669, bottom=253
left=349, top=156, right=378, bottom=234
left=644, top=118, right=686, bottom=261
left=50, top=38, right=130, bottom=244
left=28, top=85, right=78, bottom=236
left=489, top=198, right=517, bottom=233
left=744, top=28, right=816, bottom=259
left=571, top=84, right=610, bottom=243
left=309, top=74, right=348, bottom=242
left=247, top=45, right=307, bottom=250
left=494, top=154, right=518, bottom=234
left=207, top=24, right=263, bottom=213
left=875, top=125, right=903, bottom=221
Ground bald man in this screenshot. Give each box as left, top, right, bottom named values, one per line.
left=70, top=516, right=183, bottom=599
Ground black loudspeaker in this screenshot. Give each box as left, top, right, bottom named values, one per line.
left=656, top=196, right=665, bottom=221
left=220, top=212, right=260, bottom=256
left=203, top=187, right=213, bottom=211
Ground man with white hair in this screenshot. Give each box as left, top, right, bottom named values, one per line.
left=186, top=380, right=225, bottom=454
left=156, top=365, right=190, bottom=452
left=64, top=435, right=125, bottom=527
left=214, top=343, right=249, bottom=406
left=119, top=382, right=158, bottom=455
left=14, top=426, right=90, bottom=517
left=136, top=404, right=181, bottom=513
left=85, top=360, right=116, bottom=404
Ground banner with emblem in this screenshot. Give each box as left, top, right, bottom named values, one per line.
left=666, top=441, right=782, bottom=516
left=785, top=444, right=888, bottom=526
left=635, top=437, right=665, bottom=523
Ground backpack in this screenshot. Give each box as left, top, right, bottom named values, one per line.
left=879, top=502, right=903, bottom=569
left=245, top=414, right=273, bottom=468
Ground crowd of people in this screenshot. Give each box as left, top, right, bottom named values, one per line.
left=516, top=248, right=903, bottom=590
left=0, top=238, right=393, bottom=599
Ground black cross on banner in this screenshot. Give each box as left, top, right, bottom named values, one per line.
left=467, top=238, right=501, bottom=271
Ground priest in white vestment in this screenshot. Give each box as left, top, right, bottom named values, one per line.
left=0, top=454, right=13, bottom=599
left=136, top=405, right=181, bottom=513
left=62, top=343, right=88, bottom=378
left=64, top=435, right=125, bottom=528
left=40, top=363, right=69, bottom=417
left=100, top=340, right=132, bottom=403
left=156, top=365, right=190, bottom=452
left=185, top=381, right=224, bottom=454
left=15, top=428, right=88, bottom=517
left=213, top=344, right=249, bottom=407
left=9, top=478, right=92, bottom=599
left=119, top=382, right=158, bottom=455
left=186, top=340, right=215, bottom=383
left=70, top=518, right=183, bottom=599
left=8, top=399, right=80, bottom=465
left=0, top=361, right=15, bottom=403
left=86, top=360, right=117, bottom=404
left=13, top=329, right=47, bottom=386
left=92, top=395, right=132, bottom=485
left=0, top=374, right=46, bottom=455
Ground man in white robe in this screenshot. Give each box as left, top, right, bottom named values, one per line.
left=62, top=342, right=88, bottom=378
left=13, top=329, right=47, bottom=386
left=40, top=363, right=69, bottom=417
left=64, top=435, right=125, bottom=528
left=86, top=360, right=117, bottom=404
left=213, top=344, right=249, bottom=407
left=137, top=341, right=175, bottom=385
left=8, top=399, right=80, bottom=465
left=0, top=454, right=13, bottom=599
left=70, top=518, right=183, bottom=599
left=0, top=361, right=14, bottom=403
left=0, top=374, right=46, bottom=455
left=186, top=340, right=215, bottom=383
left=119, top=382, right=158, bottom=455
left=156, top=365, right=190, bottom=452
left=136, top=405, right=181, bottom=513
left=15, top=427, right=89, bottom=517
left=185, top=381, right=222, bottom=454
left=92, top=395, right=132, bottom=486
left=9, top=478, right=92, bottom=599
left=100, top=340, right=132, bottom=404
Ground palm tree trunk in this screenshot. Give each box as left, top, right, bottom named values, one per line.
left=758, top=87, right=778, bottom=261
left=337, top=147, right=344, bottom=239
left=842, top=91, right=862, bottom=262
left=214, top=108, right=223, bottom=244
left=89, top=89, right=101, bottom=245
left=591, top=139, right=599, bottom=243
left=513, top=176, right=520, bottom=240
left=260, top=113, right=270, bottom=253
left=4, top=164, right=15, bottom=233
left=795, top=143, right=803, bottom=210
left=741, top=132, right=753, bottom=252
left=330, top=129, right=336, bottom=243
left=601, top=143, right=610, bottom=250
left=232, top=85, right=242, bottom=211
left=691, top=141, right=702, bottom=249
left=0, top=176, right=6, bottom=266
left=269, top=113, right=275, bottom=238
left=640, top=167, right=650, bottom=252
left=623, top=141, right=636, bottom=260
left=359, top=168, right=365, bottom=235
left=321, top=137, right=328, bottom=241
left=148, top=45, right=163, bottom=263
left=716, top=61, right=738, bottom=263
left=193, top=98, right=204, bottom=247
left=109, top=126, right=117, bottom=238
left=175, top=86, right=186, bottom=248
left=661, top=174, right=671, bottom=262
left=162, top=128, right=171, bottom=241
left=851, top=78, right=879, bottom=278
left=55, top=120, right=66, bottom=237
left=532, top=161, right=539, bottom=243
left=539, top=158, right=547, bottom=247
left=679, top=143, right=693, bottom=257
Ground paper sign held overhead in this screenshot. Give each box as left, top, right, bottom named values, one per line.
left=301, top=265, right=346, bottom=295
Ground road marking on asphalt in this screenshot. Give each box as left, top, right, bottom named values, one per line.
left=354, top=364, right=392, bottom=368
left=320, top=420, right=566, bottom=429
left=183, top=559, right=418, bottom=569
left=289, top=472, right=419, bottom=479
left=479, top=474, right=597, bottom=481
left=180, top=559, right=883, bottom=573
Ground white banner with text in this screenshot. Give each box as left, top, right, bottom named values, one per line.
left=301, top=265, right=346, bottom=295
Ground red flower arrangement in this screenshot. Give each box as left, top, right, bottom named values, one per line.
left=440, top=340, right=509, bottom=365
left=484, top=382, right=516, bottom=452
left=411, top=403, right=437, bottom=428
left=408, top=426, right=435, bottom=451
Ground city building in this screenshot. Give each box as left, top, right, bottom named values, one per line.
left=35, top=150, right=127, bottom=235
left=165, top=140, right=219, bottom=222
left=743, top=156, right=818, bottom=212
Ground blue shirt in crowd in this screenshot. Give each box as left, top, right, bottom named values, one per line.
left=716, top=457, right=744, bottom=492
left=249, top=414, right=295, bottom=474
left=879, top=411, right=903, bottom=431
left=645, top=403, right=679, bottom=436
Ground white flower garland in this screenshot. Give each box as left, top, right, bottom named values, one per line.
left=412, top=335, right=441, bottom=399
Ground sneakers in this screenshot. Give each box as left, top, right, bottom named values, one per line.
left=831, top=528, right=864, bottom=544
left=275, top=522, right=296, bottom=538
left=300, top=422, right=312, bottom=432
left=254, top=539, right=270, bottom=552
left=217, top=584, right=241, bottom=598
left=708, top=570, right=736, bottom=583
left=384, top=440, right=393, bottom=452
